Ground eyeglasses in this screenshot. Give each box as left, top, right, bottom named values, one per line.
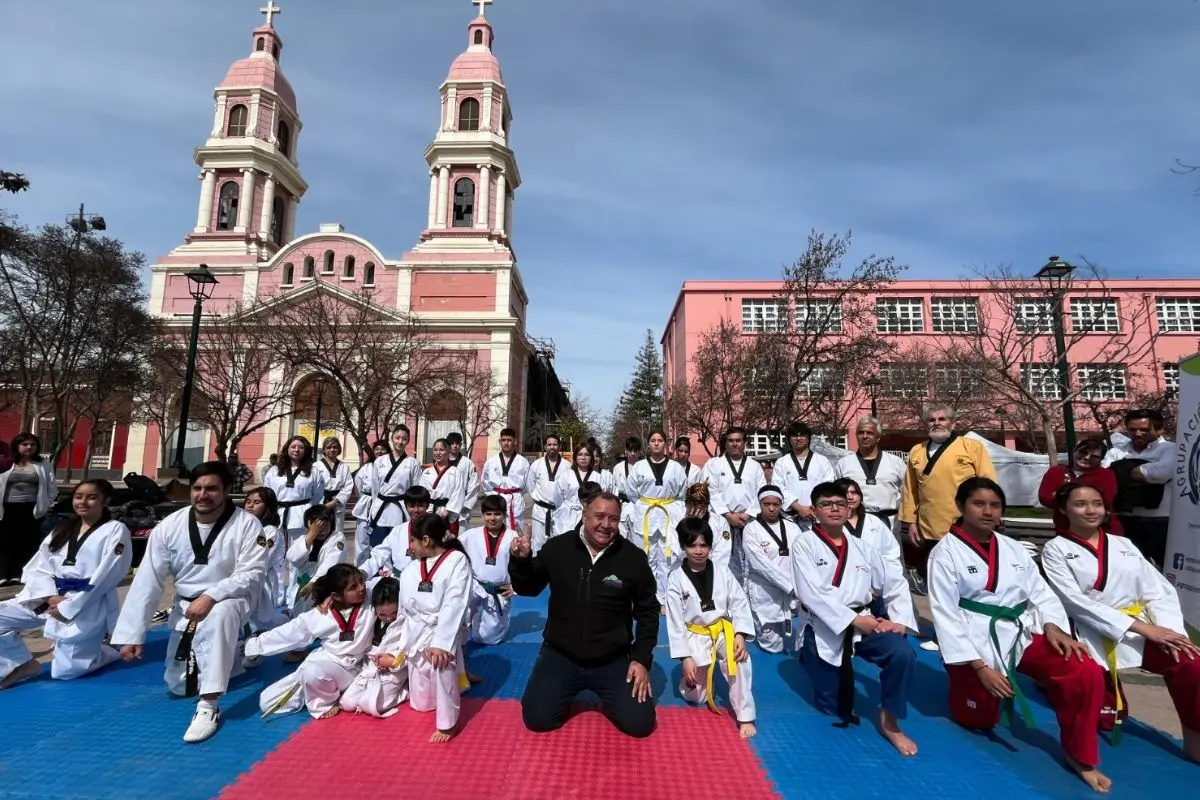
left=815, top=501, right=849, bottom=510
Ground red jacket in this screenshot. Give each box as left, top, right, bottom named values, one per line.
left=1037, top=464, right=1123, bottom=534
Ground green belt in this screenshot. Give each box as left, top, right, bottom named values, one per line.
left=957, top=597, right=1036, bottom=729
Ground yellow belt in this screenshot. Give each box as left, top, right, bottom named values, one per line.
left=1104, top=601, right=1147, bottom=744
left=640, top=497, right=677, bottom=557
left=686, top=618, right=738, bottom=713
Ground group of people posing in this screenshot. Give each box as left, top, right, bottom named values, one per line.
left=0, top=405, right=1196, bottom=795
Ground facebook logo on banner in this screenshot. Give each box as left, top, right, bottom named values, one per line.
left=1174, top=553, right=1187, bottom=571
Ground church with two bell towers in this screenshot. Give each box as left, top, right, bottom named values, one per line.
left=124, top=1, right=561, bottom=477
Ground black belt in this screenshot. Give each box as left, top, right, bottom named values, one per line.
left=174, top=594, right=202, bottom=698
left=323, top=490, right=338, bottom=504
left=836, top=603, right=868, bottom=725
left=618, top=493, right=630, bottom=503
left=869, top=509, right=898, bottom=524
left=534, top=500, right=555, bottom=534
left=371, top=494, right=404, bottom=525
left=430, top=498, right=448, bottom=508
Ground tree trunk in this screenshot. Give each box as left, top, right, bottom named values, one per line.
left=1041, top=414, right=1059, bottom=467
left=82, top=433, right=95, bottom=481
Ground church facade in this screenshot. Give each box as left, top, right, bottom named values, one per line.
left=123, top=5, right=561, bottom=477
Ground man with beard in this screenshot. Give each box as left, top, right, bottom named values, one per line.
left=898, top=404, right=996, bottom=598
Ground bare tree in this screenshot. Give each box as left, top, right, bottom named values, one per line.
left=160, top=305, right=298, bottom=463
left=875, top=341, right=1000, bottom=435
left=930, top=262, right=1163, bottom=464
left=131, top=345, right=186, bottom=469
left=265, top=284, right=437, bottom=455
left=0, top=220, right=149, bottom=464
left=760, top=231, right=903, bottom=429
left=422, top=350, right=508, bottom=458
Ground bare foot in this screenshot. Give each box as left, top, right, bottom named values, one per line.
left=738, top=722, right=757, bottom=739
left=429, top=729, right=453, bottom=743
left=284, top=650, right=308, bottom=663
left=0, top=659, right=40, bottom=690
left=1066, top=755, right=1112, bottom=793
left=319, top=706, right=341, bottom=720
left=878, top=709, right=918, bottom=756
left=1184, top=727, right=1200, bottom=764
left=467, top=671, right=483, bottom=685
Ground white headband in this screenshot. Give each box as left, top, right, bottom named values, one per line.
left=758, top=485, right=784, bottom=502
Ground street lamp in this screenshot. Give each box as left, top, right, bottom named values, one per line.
left=1035, top=255, right=1077, bottom=455
left=312, top=374, right=329, bottom=453
left=864, top=376, right=882, bottom=418
left=996, top=407, right=1007, bottom=447
left=172, top=264, right=219, bottom=477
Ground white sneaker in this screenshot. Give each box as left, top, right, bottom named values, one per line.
left=241, top=654, right=262, bottom=669
left=919, top=640, right=940, bottom=652
left=183, top=705, right=221, bottom=743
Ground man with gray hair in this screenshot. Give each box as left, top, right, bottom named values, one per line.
left=897, top=403, right=996, bottom=596
left=834, top=416, right=906, bottom=528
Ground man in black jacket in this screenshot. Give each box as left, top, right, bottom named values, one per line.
left=509, top=491, right=659, bottom=737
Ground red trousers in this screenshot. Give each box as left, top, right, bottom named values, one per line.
left=945, top=634, right=1105, bottom=768
left=1100, top=645, right=1200, bottom=733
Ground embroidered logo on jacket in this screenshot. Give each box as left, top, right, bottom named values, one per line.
left=602, top=575, right=623, bottom=589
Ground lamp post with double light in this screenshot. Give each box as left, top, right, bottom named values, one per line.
left=864, top=376, right=882, bottom=419
left=1034, top=255, right=1077, bottom=455
left=172, top=264, right=219, bottom=477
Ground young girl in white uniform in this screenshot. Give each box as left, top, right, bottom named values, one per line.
left=419, top=439, right=467, bottom=535
left=682, top=482, right=732, bottom=571
left=242, top=487, right=287, bottom=635
left=350, top=441, right=388, bottom=566
left=462, top=495, right=518, bottom=644
left=398, top=513, right=473, bottom=742
left=0, top=480, right=132, bottom=688
left=286, top=506, right=347, bottom=617
left=623, top=431, right=687, bottom=607
left=339, top=576, right=409, bottom=718
left=836, top=478, right=905, bottom=618
left=741, top=485, right=800, bottom=653
left=314, top=437, right=354, bottom=540
left=263, top=436, right=326, bottom=591
left=667, top=516, right=756, bottom=738
left=1041, top=483, right=1200, bottom=762
left=555, top=441, right=610, bottom=533
left=248, top=563, right=374, bottom=719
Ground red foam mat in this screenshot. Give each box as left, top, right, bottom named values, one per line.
left=219, top=698, right=778, bottom=799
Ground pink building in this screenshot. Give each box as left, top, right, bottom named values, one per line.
left=662, top=278, right=1200, bottom=462
left=124, top=6, right=562, bottom=477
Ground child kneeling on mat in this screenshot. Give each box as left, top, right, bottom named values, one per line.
left=340, top=576, right=409, bottom=717
left=666, top=516, right=757, bottom=738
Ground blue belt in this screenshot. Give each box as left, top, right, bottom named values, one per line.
left=55, top=577, right=94, bottom=594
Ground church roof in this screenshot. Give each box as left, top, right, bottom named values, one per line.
left=218, top=22, right=298, bottom=111
left=446, top=15, right=504, bottom=84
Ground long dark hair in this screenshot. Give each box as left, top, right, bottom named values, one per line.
left=371, top=576, right=400, bottom=607
left=277, top=435, right=314, bottom=476
left=409, top=512, right=466, bottom=555
left=245, top=486, right=281, bottom=528
left=310, top=564, right=364, bottom=605
left=49, top=479, right=114, bottom=552
left=11, top=432, right=42, bottom=464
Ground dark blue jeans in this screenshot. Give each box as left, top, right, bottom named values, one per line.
left=799, top=626, right=914, bottom=722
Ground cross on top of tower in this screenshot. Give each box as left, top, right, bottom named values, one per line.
left=472, top=0, right=493, bottom=18
left=260, top=1, right=282, bottom=27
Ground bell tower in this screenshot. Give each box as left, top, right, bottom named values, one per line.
left=413, top=0, right=519, bottom=254
left=183, top=1, right=308, bottom=260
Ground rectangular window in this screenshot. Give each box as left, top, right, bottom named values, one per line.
left=35, top=418, right=55, bottom=458
left=934, top=363, right=984, bottom=396
left=1164, top=363, right=1180, bottom=394
left=745, top=431, right=785, bottom=457
left=878, top=362, right=928, bottom=398
left=1156, top=297, right=1200, bottom=333
left=1075, top=364, right=1127, bottom=400
left=795, top=300, right=842, bottom=333
left=814, top=433, right=848, bottom=450
left=1070, top=297, right=1120, bottom=334
left=930, top=297, right=980, bottom=333
left=875, top=298, right=925, bottom=334
left=1014, top=297, right=1054, bottom=334
left=741, top=298, right=786, bottom=334
left=1021, top=363, right=1062, bottom=400
left=796, top=365, right=844, bottom=398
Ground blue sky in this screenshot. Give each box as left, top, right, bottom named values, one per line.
left=1, top=0, right=1197, bottom=414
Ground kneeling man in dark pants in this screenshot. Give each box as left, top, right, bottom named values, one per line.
left=509, top=491, right=659, bottom=738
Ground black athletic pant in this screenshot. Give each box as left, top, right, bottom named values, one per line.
left=521, top=645, right=656, bottom=738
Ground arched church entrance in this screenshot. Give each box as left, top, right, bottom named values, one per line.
left=423, top=388, right=465, bottom=463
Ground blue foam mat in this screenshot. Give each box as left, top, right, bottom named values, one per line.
left=0, top=595, right=1195, bottom=799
